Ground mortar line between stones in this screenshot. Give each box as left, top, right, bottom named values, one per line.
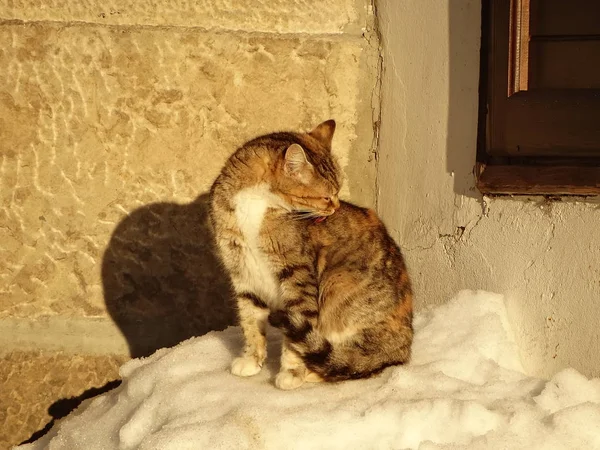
left=0, top=18, right=367, bottom=41
left=0, top=316, right=131, bottom=356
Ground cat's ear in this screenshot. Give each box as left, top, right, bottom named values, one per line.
left=284, top=144, right=310, bottom=175
left=309, top=119, right=336, bottom=149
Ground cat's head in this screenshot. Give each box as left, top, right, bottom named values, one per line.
left=273, top=120, right=342, bottom=218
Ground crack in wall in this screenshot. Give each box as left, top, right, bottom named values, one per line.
left=369, top=0, right=383, bottom=212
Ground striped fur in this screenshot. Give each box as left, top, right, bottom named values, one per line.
left=210, top=120, right=413, bottom=389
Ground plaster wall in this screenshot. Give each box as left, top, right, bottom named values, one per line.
left=0, top=0, right=380, bottom=355
left=377, top=0, right=600, bottom=379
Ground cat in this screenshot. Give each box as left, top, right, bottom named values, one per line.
left=209, top=120, right=413, bottom=390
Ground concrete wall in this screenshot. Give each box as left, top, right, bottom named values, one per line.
left=0, top=0, right=380, bottom=357
left=377, top=0, right=600, bottom=379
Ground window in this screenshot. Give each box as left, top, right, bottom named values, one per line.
left=477, top=0, right=600, bottom=195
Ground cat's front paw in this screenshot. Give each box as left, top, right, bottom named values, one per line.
left=231, top=356, right=262, bottom=377
left=275, top=369, right=305, bottom=390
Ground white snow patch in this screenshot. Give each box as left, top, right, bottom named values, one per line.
left=17, top=291, right=600, bottom=450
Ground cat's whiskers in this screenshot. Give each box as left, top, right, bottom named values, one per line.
left=289, top=210, right=324, bottom=221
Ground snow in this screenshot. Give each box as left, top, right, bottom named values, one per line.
left=18, top=291, right=600, bottom=450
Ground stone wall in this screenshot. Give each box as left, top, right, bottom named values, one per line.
left=0, top=0, right=380, bottom=357
left=0, top=3, right=379, bottom=444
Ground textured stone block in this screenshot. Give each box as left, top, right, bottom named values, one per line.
left=0, top=0, right=368, bottom=34
left=0, top=350, right=126, bottom=449
left=0, top=21, right=376, bottom=355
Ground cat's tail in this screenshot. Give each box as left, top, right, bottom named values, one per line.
left=270, top=310, right=413, bottom=382
left=299, top=326, right=413, bottom=382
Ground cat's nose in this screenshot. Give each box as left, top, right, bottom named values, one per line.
left=331, top=197, right=340, bottom=209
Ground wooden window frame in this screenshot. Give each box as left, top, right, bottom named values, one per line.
left=476, top=0, right=600, bottom=196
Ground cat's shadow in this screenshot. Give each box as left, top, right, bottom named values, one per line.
left=102, top=191, right=284, bottom=379
left=102, top=193, right=237, bottom=358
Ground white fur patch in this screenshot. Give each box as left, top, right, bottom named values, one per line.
left=233, top=184, right=283, bottom=306
left=275, top=370, right=305, bottom=390
left=231, top=356, right=263, bottom=377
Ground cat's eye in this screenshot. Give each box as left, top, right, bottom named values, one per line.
left=322, top=197, right=331, bottom=203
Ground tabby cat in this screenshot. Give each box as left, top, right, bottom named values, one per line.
left=209, top=120, right=413, bottom=390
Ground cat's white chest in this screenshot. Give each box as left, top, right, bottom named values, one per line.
left=233, top=184, right=281, bottom=305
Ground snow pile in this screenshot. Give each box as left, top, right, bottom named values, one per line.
left=19, top=291, right=600, bottom=450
